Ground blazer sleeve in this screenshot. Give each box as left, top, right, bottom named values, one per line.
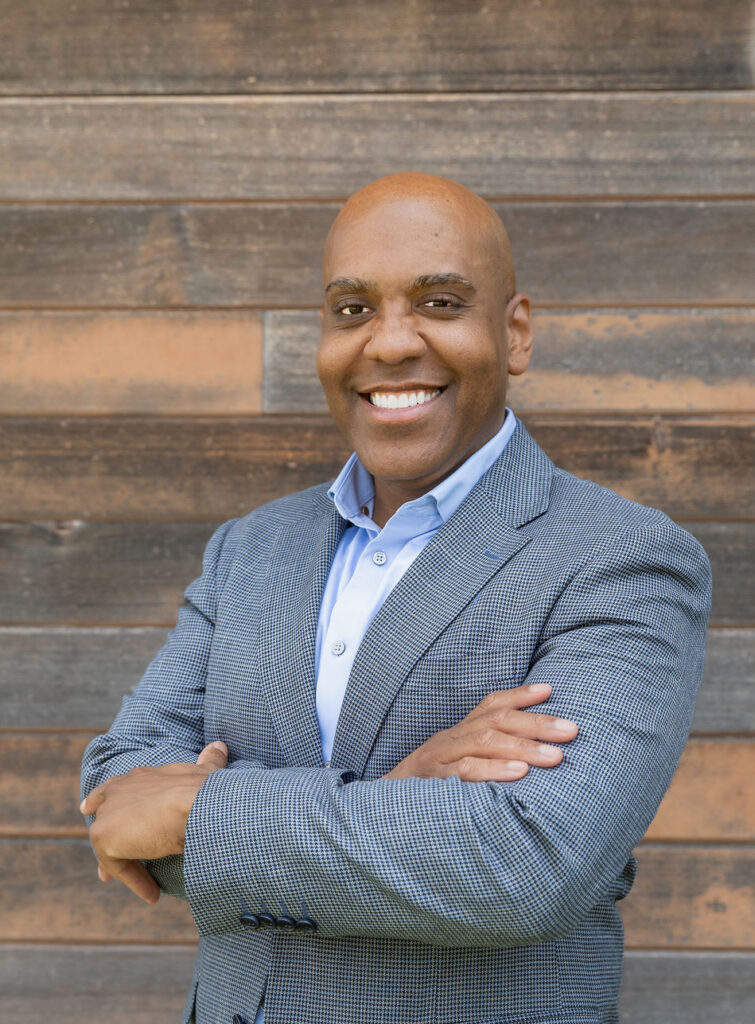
left=182, top=516, right=712, bottom=944
left=79, top=516, right=268, bottom=899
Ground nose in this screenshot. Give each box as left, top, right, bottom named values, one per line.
left=362, top=307, right=427, bottom=364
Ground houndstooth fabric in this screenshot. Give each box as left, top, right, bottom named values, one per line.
left=81, top=422, right=712, bottom=1024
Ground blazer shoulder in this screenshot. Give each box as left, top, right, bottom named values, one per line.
left=545, top=466, right=711, bottom=578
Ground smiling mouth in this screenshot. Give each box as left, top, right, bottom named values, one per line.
left=366, top=387, right=443, bottom=410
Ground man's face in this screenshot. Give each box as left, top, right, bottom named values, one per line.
left=317, top=195, right=530, bottom=502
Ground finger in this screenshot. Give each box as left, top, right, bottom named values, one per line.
left=465, top=683, right=553, bottom=722
left=451, top=757, right=531, bottom=783
left=482, top=708, right=579, bottom=743
left=80, top=787, right=107, bottom=816
left=443, top=727, right=567, bottom=767
left=99, top=854, right=160, bottom=904
left=196, top=740, right=228, bottom=769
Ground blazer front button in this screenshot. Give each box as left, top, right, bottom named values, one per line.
left=294, top=916, right=318, bottom=933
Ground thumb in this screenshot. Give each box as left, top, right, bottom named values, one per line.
left=196, top=740, right=228, bottom=769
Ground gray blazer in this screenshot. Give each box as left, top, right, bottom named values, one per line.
left=81, top=422, right=712, bottom=1024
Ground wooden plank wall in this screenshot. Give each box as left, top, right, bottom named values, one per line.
left=0, top=1, right=753, bottom=1020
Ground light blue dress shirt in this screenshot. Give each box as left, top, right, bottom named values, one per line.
left=255, top=410, right=517, bottom=1023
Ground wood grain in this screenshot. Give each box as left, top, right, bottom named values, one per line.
left=0, top=521, right=216, bottom=625
left=2, top=202, right=754, bottom=308
left=619, top=952, right=755, bottom=1023
left=1, top=948, right=752, bottom=1024
left=0, top=946, right=196, bottom=1022
left=621, top=844, right=755, bottom=949
left=2, top=626, right=749, bottom=731
left=0, top=838, right=196, bottom=942
left=2, top=94, right=753, bottom=199
left=3, top=734, right=751, bottom=840
left=1, top=415, right=752, bottom=521
left=264, top=308, right=755, bottom=414
left=1, top=838, right=751, bottom=946
left=1, top=1, right=752, bottom=93
left=646, top=740, right=755, bottom=841
left=0, top=311, right=263, bottom=414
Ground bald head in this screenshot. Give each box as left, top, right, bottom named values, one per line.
left=324, top=172, right=516, bottom=300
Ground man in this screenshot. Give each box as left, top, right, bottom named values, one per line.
left=81, top=173, right=711, bottom=1024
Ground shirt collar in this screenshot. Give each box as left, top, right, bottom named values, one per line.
left=328, top=409, right=518, bottom=530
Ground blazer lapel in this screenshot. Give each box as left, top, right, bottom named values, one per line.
left=259, top=492, right=347, bottom=768
left=329, top=422, right=553, bottom=778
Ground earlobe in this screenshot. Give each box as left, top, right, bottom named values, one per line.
left=506, top=293, right=533, bottom=376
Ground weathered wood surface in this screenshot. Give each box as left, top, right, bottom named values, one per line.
left=0, top=949, right=752, bottom=1024
left=264, top=308, right=755, bottom=414
left=3, top=734, right=751, bottom=841
left=621, top=844, right=755, bottom=948
left=0, top=946, right=197, bottom=1023
left=1, top=0, right=752, bottom=94
left=619, top=952, right=755, bottom=1023
left=1, top=626, right=749, bottom=731
left=2, top=95, right=753, bottom=199
left=1, top=416, right=753, bottom=522
left=0, top=311, right=263, bottom=414
left=0, top=839, right=195, bottom=941
left=1, top=837, right=750, bottom=945
left=645, top=740, right=754, bottom=841
left=3, top=202, right=754, bottom=307
left=0, top=521, right=215, bottom=625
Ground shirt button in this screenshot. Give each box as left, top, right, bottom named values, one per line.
left=331, top=640, right=346, bottom=656
left=372, top=551, right=387, bottom=565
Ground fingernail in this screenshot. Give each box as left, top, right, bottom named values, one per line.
left=528, top=683, right=550, bottom=693
left=553, top=719, right=576, bottom=735
left=97, top=865, right=105, bottom=881
left=539, top=744, right=560, bottom=757
left=506, top=761, right=528, bottom=771
left=211, top=741, right=227, bottom=753
left=79, top=800, right=87, bottom=813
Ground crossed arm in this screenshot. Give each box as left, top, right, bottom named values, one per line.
left=81, top=682, right=579, bottom=904
left=81, top=514, right=711, bottom=946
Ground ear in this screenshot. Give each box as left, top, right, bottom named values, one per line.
left=505, top=293, right=533, bottom=376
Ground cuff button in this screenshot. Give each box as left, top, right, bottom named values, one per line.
left=294, top=916, right=317, bottom=933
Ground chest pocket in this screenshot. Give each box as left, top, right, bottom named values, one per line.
left=406, top=643, right=530, bottom=690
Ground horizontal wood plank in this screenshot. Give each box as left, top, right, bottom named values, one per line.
left=619, top=951, right=755, bottom=1023
left=0, top=946, right=197, bottom=1023
left=1, top=838, right=751, bottom=946
left=0, top=520, right=748, bottom=626
left=2, top=626, right=749, bottom=731
left=0, top=949, right=752, bottom=1024
left=645, top=740, right=755, bottom=841
left=0, top=416, right=751, bottom=521
left=620, top=844, right=755, bottom=948
left=1, top=1, right=752, bottom=93
left=0, top=311, right=262, bottom=414
left=2, top=202, right=754, bottom=308
left=264, top=308, right=755, bottom=414
left=0, top=838, right=196, bottom=942
left=2, top=94, right=753, bottom=199
left=3, top=734, right=751, bottom=840
left=0, top=521, right=215, bottom=625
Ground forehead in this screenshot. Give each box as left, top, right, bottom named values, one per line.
left=323, top=196, right=493, bottom=288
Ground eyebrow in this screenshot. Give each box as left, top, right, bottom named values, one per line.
left=324, top=272, right=476, bottom=295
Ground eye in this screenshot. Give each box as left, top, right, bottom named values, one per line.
left=335, top=302, right=370, bottom=317
left=422, top=296, right=463, bottom=310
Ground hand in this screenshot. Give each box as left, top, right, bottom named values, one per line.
left=385, top=682, right=578, bottom=782
left=80, top=740, right=228, bottom=904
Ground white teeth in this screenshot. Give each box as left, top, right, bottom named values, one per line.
left=369, top=388, right=441, bottom=409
